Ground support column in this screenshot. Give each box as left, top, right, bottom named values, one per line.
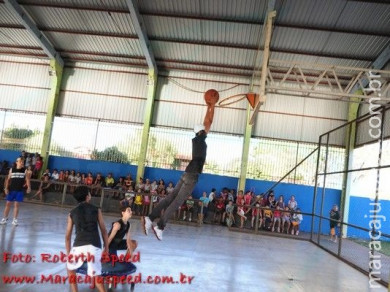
left=40, top=59, right=63, bottom=172
left=136, top=69, right=158, bottom=181
left=238, top=106, right=253, bottom=191
left=340, top=91, right=362, bottom=237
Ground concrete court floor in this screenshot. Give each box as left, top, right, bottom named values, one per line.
left=0, top=201, right=386, bottom=292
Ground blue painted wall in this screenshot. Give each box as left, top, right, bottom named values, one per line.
left=347, top=196, right=390, bottom=240
left=2, top=150, right=388, bottom=238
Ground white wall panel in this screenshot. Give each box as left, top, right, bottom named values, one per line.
left=0, top=57, right=50, bottom=112
left=59, top=65, right=148, bottom=123
left=58, top=91, right=145, bottom=124
left=301, top=118, right=345, bottom=146
left=0, top=86, right=49, bottom=112
left=254, top=113, right=303, bottom=141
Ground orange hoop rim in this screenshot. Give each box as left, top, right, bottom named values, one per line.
left=218, top=93, right=247, bottom=107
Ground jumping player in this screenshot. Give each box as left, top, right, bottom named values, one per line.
left=142, top=89, right=218, bottom=240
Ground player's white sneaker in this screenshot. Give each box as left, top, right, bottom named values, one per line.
left=142, top=216, right=152, bottom=235
left=0, top=218, right=8, bottom=225
left=153, top=226, right=163, bottom=241
left=12, top=218, right=18, bottom=226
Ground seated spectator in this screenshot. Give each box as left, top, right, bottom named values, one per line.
left=220, top=188, right=229, bottom=201
left=85, top=172, right=93, bottom=186
left=74, top=172, right=82, bottom=184
left=214, top=197, right=225, bottom=224
left=263, top=206, right=273, bottom=230
left=25, top=166, right=33, bottom=181
left=288, top=195, right=298, bottom=211
left=150, top=179, right=157, bottom=192
left=142, top=192, right=151, bottom=216
left=281, top=206, right=291, bottom=234
left=291, top=208, right=303, bottom=235
left=105, top=173, right=115, bottom=188
left=51, top=169, right=60, bottom=191
left=177, top=200, right=186, bottom=220
left=120, top=192, right=134, bottom=208
left=25, top=154, right=32, bottom=169
left=58, top=170, right=65, bottom=192
left=80, top=173, right=86, bottom=185
left=124, top=175, right=133, bottom=190
left=251, top=204, right=262, bottom=229
left=133, top=190, right=143, bottom=216
left=157, top=179, right=165, bottom=194
left=244, top=191, right=253, bottom=213
left=182, top=195, right=194, bottom=222
left=113, top=177, right=125, bottom=199
left=31, top=153, right=38, bottom=171
left=32, top=173, right=51, bottom=201
left=237, top=198, right=247, bottom=228
left=144, top=178, right=151, bottom=193
left=64, top=170, right=70, bottom=183
left=42, top=168, right=51, bottom=178
left=92, top=173, right=103, bottom=196
left=235, top=190, right=244, bottom=206
left=222, top=201, right=234, bottom=227
left=33, top=156, right=43, bottom=178
left=198, top=191, right=209, bottom=224
left=227, top=189, right=235, bottom=202
left=51, top=169, right=59, bottom=181
left=166, top=181, right=174, bottom=195
left=68, top=170, right=77, bottom=193
left=208, top=188, right=217, bottom=211
left=68, top=170, right=76, bottom=183
left=223, top=200, right=235, bottom=227
left=268, top=192, right=276, bottom=208
left=277, top=195, right=285, bottom=209
left=135, top=177, right=145, bottom=192
left=272, top=205, right=282, bottom=233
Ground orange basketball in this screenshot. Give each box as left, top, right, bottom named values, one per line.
left=204, top=89, right=219, bottom=105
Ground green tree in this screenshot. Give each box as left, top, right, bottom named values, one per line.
left=91, top=146, right=129, bottom=163
left=3, top=127, right=34, bottom=139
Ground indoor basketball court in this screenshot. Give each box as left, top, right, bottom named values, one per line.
left=0, top=0, right=389, bottom=291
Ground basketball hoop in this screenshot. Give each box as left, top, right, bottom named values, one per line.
left=218, top=92, right=260, bottom=109
left=218, top=93, right=247, bottom=107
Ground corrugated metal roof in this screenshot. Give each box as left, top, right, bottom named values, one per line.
left=20, top=0, right=128, bottom=10
left=0, top=28, right=41, bottom=47
left=0, top=4, right=22, bottom=25
left=337, top=1, right=390, bottom=34
left=45, top=32, right=143, bottom=56
left=139, top=0, right=268, bottom=21
left=24, top=6, right=136, bottom=35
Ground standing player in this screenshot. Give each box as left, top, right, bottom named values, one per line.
left=65, top=186, right=109, bottom=292
left=0, top=157, right=31, bottom=226
left=142, top=89, right=218, bottom=240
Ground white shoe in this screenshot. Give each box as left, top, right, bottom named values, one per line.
left=153, top=226, right=163, bottom=241
left=142, top=216, right=152, bottom=235
left=0, top=218, right=8, bottom=225
left=189, top=218, right=192, bottom=222
left=12, top=219, right=18, bottom=226
left=296, top=230, right=299, bottom=235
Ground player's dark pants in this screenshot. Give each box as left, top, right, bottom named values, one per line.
left=148, top=172, right=199, bottom=230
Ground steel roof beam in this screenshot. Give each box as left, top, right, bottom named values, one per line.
left=125, top=0, right=156, bottom=71
left=3, top=0, right=63, bottom=66
left=0, top=24, right=374, bottom=62
left=350, top=43, right=390, bottom=92
left=4, top=2, right=389, bottom=38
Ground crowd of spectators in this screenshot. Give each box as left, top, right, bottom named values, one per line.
left=1, top=152, right=304, bottom=236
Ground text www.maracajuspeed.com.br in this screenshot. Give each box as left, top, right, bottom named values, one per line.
left=2, top=273, right=194, bottom=288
